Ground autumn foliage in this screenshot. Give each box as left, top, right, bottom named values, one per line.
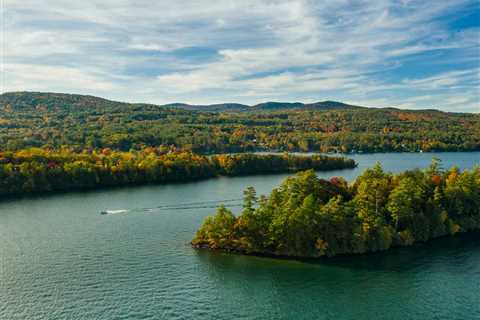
left=192, top=161, right=480, bottom=257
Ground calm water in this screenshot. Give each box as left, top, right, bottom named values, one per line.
left=1, top=152, right=479, bottom=320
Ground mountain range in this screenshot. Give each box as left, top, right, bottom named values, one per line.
left=0, top=91, right=371, bottom=113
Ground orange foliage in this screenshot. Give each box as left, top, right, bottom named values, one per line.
left=431, top=175, right=442, bottom=186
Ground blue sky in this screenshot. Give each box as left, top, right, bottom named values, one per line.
left=1, top=0, right=479, bottom=112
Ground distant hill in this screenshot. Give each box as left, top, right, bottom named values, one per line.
left=252, top=101, right=305, bottom=110
left=164, top=102, right=250, bottom=112
left=305, top=101, right=361, bottom=109
left=1, top=91, right=478, bottom=154
left=0, top=91, right=135, bottom=111
left=164, top=100, right=361, bottom=112
left=252, top=100, right=361, bottom=111
left=0, top=91, right=363, bottom=113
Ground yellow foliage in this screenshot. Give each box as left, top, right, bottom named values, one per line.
left=440, top=211, right=448, bottom=223
left=446, top=169, right=459, bottom=186
left=397, top=230, right=415, bottom=246
left=452, top=224, right=461, bottom=234
left=448, top=220, right=461, bottom=235
left=362, top=222, right=371, bottom=233
left=315, top=239, right=329, bottom=255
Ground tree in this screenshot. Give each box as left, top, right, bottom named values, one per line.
left=353, top=163, right=391, bottom=232
left=192, top=205, right=237, bottom=249
left=387, top=177, right=424, bottom=230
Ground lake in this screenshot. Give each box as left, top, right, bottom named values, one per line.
left=1, top=152, right=479, bottom=320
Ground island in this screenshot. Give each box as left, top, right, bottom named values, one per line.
left=192, top=160, right=480, bottom=258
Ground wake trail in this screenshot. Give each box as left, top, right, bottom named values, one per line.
left=101, top=198, right=244, bottom=215
left=140, top=198, right=243, bottom=210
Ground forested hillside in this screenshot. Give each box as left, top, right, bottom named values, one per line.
left=1, top=91, right=479, bottom=153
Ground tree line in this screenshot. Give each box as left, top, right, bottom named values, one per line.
left=192, top=160, right=480, bottom=257
left=0, top=148, right=355, bottom=197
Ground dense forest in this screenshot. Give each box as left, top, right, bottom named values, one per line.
left=192, top=160, right=480, bottom=258
left=0, top=148, right=355, bottom=197
left=1, top=92, right=479, bottom=154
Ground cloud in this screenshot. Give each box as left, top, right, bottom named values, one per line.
left=1, top=0, right=479, bottom=112
left=4, top=63, right=116, bottom=93
left=402, top=70, right=478, bottom=89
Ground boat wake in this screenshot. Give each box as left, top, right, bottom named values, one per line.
left=100, top=198, right=243, bottom=215
left=100, top=209, right=129, bottom=215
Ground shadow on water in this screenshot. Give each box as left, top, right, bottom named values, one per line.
left=193, top=231, right=480, bottom=274
left=317, top=231, right=480, bottom=272
left=0, top=177, right=214, bottom=205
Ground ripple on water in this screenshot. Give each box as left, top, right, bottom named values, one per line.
left=1, top=153, right=480, bottom=320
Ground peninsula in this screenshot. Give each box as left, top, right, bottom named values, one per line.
left=192, top=161, right=480, bottom=257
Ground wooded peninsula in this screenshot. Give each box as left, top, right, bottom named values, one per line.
left=0, top=148, right=355, bottom=197
left=192, top=161, right=480, bottom=258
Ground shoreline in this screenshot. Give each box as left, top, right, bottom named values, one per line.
left=191, top=227, right=480, bottom=261
left=0, top=155, right=357, bottom=202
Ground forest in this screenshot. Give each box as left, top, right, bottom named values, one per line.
left=0, top=148, right=355, bottom=197
left=192, top=160, right=480, bottom=257
left=1, top=92, right=479, bottom=154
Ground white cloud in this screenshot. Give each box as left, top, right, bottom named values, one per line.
left=1, top=0, right=479, bottom=112
left=4, top=63, right=116, bottom=93
left=402, top=70, right=479, bottom=89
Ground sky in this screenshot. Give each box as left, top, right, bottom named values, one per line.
left=1, top=0, right=479, bottom=112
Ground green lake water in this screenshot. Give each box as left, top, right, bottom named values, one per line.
left=1, top=152, right=479, bottom=319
